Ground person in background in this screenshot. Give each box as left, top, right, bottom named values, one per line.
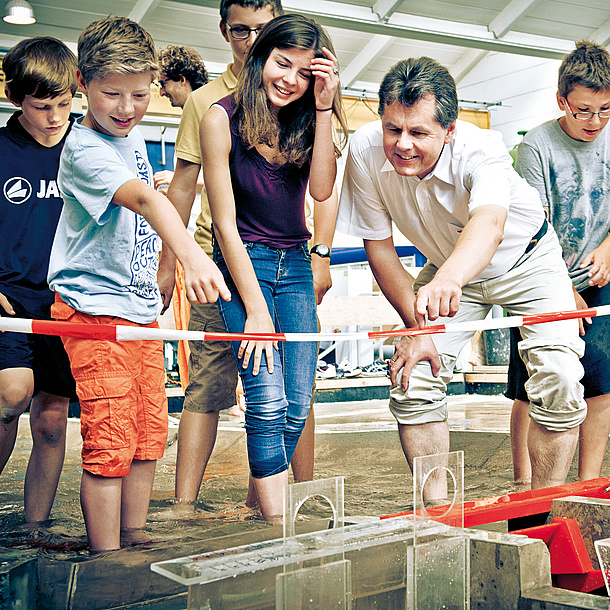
left=0, top=36, right=77, bottom=523
left=508, top=41, right=610, bottom=486
left=153, top=45, right=209, bottom=196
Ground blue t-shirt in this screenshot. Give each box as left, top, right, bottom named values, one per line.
left=48, top=121, right=161, bottom=324
left=0, top=112, right=73, bottom=318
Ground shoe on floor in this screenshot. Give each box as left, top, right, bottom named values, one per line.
left=316, top=362, right=336, bottom=379
left=336, top=358, right=362, bottom=378
left=360, top=358, right=390, bottom=377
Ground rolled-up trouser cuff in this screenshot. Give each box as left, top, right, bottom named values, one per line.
left=520, top=337, right=586, bottom=432
left=389, top=395, right=448, bottom=425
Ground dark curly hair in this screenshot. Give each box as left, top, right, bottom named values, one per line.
left=158, top=46, right=209, bottom=91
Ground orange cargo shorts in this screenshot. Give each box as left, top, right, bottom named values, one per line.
left=52, top=296, right=168, bottom=477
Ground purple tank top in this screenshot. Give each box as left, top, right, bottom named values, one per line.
left=214, top=95, right=311, bottom=249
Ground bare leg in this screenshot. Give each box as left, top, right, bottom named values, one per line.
left=578, top=394, right=610, bottom=480
left=24, top=391, right=69, bottom=522
left=245, top=475, right=259, bottom=508
left=81, top=470, right=122, bottom=552
left=528, top=421, right=578, bottom=489
left=510, top=399, right=532, bottom=486
left=291, top=409, right=314, bottom=482
left=253, top=469, right=289, bottom=521
left=0, top=368, right=34, bottom=472
left=175, top=410, right=219, bottom=503
left=398, top=421, right=450, bottom=501
left=121, top=459, right=157, bottom=530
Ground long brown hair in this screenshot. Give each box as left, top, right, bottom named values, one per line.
left=234, top=14, right=347, bottom=167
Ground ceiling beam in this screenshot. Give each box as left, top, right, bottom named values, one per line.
left=488, top=0, right=542, bottom=39
left=589, top=18, right=610, bottom=47
left=341, top=34, right=393, bottom=86
left=129, top=0, right=163, bottom=23
left=372, top=0, right=404, bottom=23
left=454, top=0, right=542, bottom=84
left=164, top=0, right=571, bottom=60
left=172, top=0, right=570, bottom=60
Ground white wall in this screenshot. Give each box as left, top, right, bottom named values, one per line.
left=458, top=52, right=563, bottom=149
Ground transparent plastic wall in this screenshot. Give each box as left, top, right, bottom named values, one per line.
left=151, top=455, right=468, bottom=609
left=276, top=477, right=350, bottom=609
left=595, top=537, right=610, bottom=596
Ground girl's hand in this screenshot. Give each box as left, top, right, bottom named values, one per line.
left=239, top=312, right=279, bottom=376
left=311, top=47, right=340, bottom=111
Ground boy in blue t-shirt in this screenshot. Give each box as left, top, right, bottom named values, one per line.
left=48, top=16, right=229, bottom=552
left=0, top=37, right=77, bottom=523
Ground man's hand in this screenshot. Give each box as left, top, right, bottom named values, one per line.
left=312, top=254, right=332, bottom=305
left=389, top=334, right=441, bottom=391
left=415, top=277, right=462, bottom=327
left=0, top=292, right=15, bottom=316
left=581, top=239, right=610, bottom=287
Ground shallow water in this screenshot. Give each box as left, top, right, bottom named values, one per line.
left=1, top=396, right=528, bottom=556
left=0, top=396, right=597, bottom=608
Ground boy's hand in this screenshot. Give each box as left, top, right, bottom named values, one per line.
left=153, top=170, right=174, bottom=192
left=0, top=292, right=15, bottom=316
left=182, top=250, right=231, bottom=305
left=581, top=239, right=610, bottom=287
left=157, top=252, right=176, bottom=314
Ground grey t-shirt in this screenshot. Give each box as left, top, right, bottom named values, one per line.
left=49, top=121, right=161, bottom=324
left=515, top=119, right=610, bottom=291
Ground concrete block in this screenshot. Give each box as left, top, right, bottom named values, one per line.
left=522, top=585, right=609, bottom=609
left=470, top=533, right=551, bottom=610
left=0, top=553, right=37, bottom=610
left=549, top=496, right=610, bottom=569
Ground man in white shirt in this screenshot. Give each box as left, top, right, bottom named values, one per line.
left=337, top=56, right=586, bottom=494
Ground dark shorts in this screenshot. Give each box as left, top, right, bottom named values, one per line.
left=0, top=295, right=76, bottom=400
left=506, top=282, right=610, bottom=401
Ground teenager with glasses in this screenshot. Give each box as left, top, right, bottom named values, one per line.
left=507, top=40, right=610, bottom=486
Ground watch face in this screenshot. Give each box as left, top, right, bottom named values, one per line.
left=312, top=244, right=330, bottom=257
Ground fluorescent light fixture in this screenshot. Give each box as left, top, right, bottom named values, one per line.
left=3, top=0, right=36, bottom=25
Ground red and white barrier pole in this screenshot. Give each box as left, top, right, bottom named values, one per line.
left=2, top=304, right=610, bottom=343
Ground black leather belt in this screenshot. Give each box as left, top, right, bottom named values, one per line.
left=524, top=218, right=548, bottom=254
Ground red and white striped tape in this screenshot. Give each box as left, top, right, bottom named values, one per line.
left=2, top=305, right=610, bottom=342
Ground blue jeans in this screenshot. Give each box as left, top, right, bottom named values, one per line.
left=214, top=241, right=317, bottom=478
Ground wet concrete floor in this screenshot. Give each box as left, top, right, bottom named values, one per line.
left=0, top=394, right=605, bottom=608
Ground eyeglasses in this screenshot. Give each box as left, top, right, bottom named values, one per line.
left=226, top=24, right=264, bottom=40
left=563, top=98, right=610, bottom=121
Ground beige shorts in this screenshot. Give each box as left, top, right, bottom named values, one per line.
left=183, top=302, right=239, bottom=413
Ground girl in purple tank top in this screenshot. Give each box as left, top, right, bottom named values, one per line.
left=201, top=14, right=347, bottom=521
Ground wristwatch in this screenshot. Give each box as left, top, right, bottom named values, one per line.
left=310, top=244, right=331, bottom=259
